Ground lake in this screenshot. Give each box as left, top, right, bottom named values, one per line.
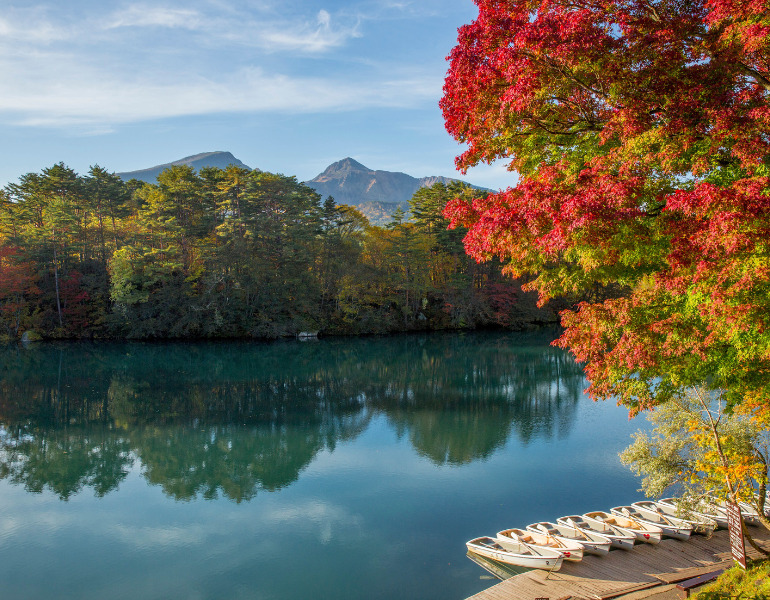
left=0, top=332, right=647, bottom=599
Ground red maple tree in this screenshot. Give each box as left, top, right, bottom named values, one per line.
left=441, top=0, right=770, bottom=412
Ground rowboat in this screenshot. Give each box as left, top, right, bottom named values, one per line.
left=755, top=493, right=770, bottom=518
left=699, top=497, right=761, bottom=527
left=738, top=501, right=763, bottom=526
left=466, top=536, right=564, bottom=570
left=634, top=501, right=716, bottom=536
left=656, top=497, right=728, bottom=529
left=712, top=497, right=762, bottom=526
left=527, top=521, right=612, bottom=555
left=557, top=515, right=635, bottom=550
left=497, top=528, right=584, bottom=561
left=612, top=505, right=691, bottom=540
left=584, top=511, right=662, bottom=544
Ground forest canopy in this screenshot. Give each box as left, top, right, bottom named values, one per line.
left=0, top=163, right=558, bottom=340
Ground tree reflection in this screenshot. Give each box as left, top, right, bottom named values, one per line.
left=133, top=413, right=371, bottom=503
left=0, top=332, right=586, bottom=500
left=378, top=341, right=584, bottom=464
left=0, top=424, right=133, bottom=499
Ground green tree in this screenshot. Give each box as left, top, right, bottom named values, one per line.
left=621, top=387, right=770, bottom=552
left=383, top=209, right=431, bottom=324
left=316, top=197, right=368, bottom=317
left=108, top=169, right=204, bottom=337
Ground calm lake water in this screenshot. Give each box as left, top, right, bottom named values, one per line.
left=0, top=332, right=647, bottom=600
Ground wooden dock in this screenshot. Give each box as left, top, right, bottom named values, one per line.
left=467, top=528, right=770, bottom=600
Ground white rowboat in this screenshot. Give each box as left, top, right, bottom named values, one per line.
left=466, top=537, right=564, bottom=570
left=706, top=497, right=761, bottom=527
left=656, top=497, right=727, bottom=530
left=497, top=528, right=584, bottom=561
left=557, top=515, right=635, bottom=550
left=634, top=501, right=716, bottom=536
left=584, top=511, right=662, bottom=544
left=527, top=521, right=612, bottom=556
left=613, top=505, right=692, bottom=540
left=739, top=501, right=762, bottom=526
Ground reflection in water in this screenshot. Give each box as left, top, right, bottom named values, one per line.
left=0, top=332, right=585, bottom=501
left=0, top=425, right=132, bottom=500
left=465, top=551, right=530, bottom=580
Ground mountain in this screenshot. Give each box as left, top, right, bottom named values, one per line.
left=303, top=158, right=486, bottom=224
left=116, top=153, right=488, bottom=225
left=117, top=151, right=252, bottom=183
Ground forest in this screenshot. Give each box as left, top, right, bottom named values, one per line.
left=0, top=163, right=560, bottom=340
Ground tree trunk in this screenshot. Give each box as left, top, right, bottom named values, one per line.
left=52, top=229, right=63, bottom=328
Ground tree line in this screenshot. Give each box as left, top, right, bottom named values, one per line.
left=0, top=163, right=560, bottom=340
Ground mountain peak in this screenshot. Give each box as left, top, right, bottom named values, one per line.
left=304, top=158, right=490, bottom=225
left=118, top=151, right=252, bottom=183
left=176, top=151, right=238, bottom=163
left=323, top=157, right=371, bottom=175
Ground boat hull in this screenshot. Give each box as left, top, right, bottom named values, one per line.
left=618, top=504, right=692, bottom=540
left=653, top=498, right=721, bottom=533
left=738, top=502, right=762, bottom=527
left=657, top=498, right=728, bottom=530
left=467, top=538, right=563, bottom=571
left=527, top=522, right=611, bottom=556
left=584, top=511, right=662, bottom=545
left=634, top=501, right=714, bottom=536
left=557, top=516, right=635, bottom=550
left=497, top=529, right=583, bottom=561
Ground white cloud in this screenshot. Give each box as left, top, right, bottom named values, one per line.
left=105, top=5, right=203, bottom=30
left=234, top=9, right=361, bottom=53
left=0, top=54, right=441, bottom=129
left=0, top=2, right=443, bottom=131
left=1, top=3, right=362, bottom=52
left=0, top=10, right=72, bottom=44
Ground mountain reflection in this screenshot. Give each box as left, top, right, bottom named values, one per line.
left=0, top=332, right=585, bottom=501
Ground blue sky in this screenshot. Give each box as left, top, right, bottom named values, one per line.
left=0, top=0, right=514, bottom=190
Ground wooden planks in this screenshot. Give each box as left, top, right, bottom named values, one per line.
left=653, top=561, right=734, bottom=584
left=467, top=528, right=770, bottom=600
left=674, top=568, right=726, bottom=597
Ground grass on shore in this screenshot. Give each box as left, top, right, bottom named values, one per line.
left=694, top=561, right=770, bottom=599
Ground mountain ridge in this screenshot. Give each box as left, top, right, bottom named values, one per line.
left=304, top=156, right=488, bottom=223
left=117, top=152, right=487, bottom=224
left=117, top=151, right=252, bottom=183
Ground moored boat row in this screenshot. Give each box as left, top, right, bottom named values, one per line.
left=466, top=498, right=755, bottom=571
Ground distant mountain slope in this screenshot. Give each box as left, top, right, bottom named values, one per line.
left=303, top=158, right=484, bottom=216
left=116, top=153, right=488, bottom=225
left=117, top=151, right=252, bottom=183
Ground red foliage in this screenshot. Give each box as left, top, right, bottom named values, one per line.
left=0, top=246, right=41, bottom=336
left=442, top=0, right=770, bottom=410
left=60, top=270, right=92, bottom=333
left=483, top=282, right=519, bottom=326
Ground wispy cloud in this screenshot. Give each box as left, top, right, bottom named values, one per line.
left=0, top=3, right=362, bottom=52
left=0, top=1, right=444, bottom=131
left=0, top=56, right=441, bottom=129
left=0, top=9, right=72, bottom=44
left=105, top=5, right=203, bottom=30
left=257, top=9, right=361, bottom=53
left=97, top=3, right=361, bottom=53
